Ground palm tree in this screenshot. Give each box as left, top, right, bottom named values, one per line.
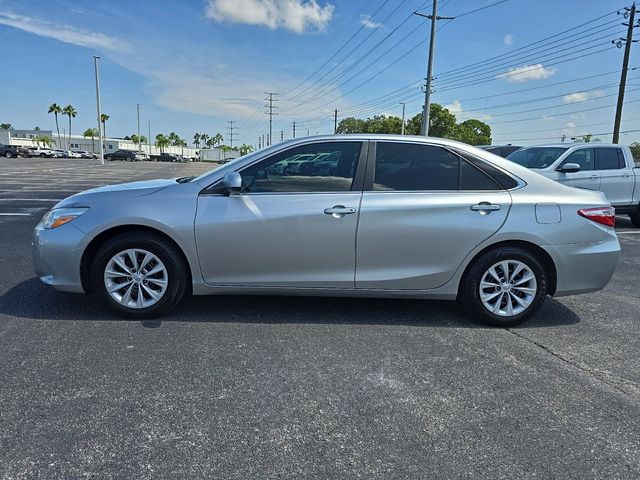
left=155, top=133, right=169, bottom=153
left=83, top=128, right=99, bottom=153
left=100, top=113, right=109, bottom=138
left=48, top=103, right=62, bottom=149
left=34, top=134, right=55, bottom=148
left=239, top=144, right=253, bottom=156
left=212, top=133, right=224, bottom=147
left=62, top=105, right=77, bottom=151
left=0, top=123, right=12, bottom=130
left=193, top=133, right=201, bottom=149
left=200, top=133, right=210, bottom=149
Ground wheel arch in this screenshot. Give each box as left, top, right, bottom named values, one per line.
left=80, top=224, right=193, bottom=294
left=458, top=240, right=557, bottom=298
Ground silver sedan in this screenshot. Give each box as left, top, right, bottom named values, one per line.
left=32, top=135, right=620, bottom=326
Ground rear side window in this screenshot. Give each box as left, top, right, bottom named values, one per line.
left=373, top=143, right=458, bottom=191
left=458, top=151, right=519, bottom=190
left=373, top=142, right=505, bottom=191
left=595, top=148, right=624, bottom=170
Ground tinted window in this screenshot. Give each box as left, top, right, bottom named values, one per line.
left=596, top=148, right=624, bottom=170
left=374, top=143, right=458, bottom=191
left=460, top=160, right=501, bottom=190
left=239, top=142, right=361, bottom=193
left=507, top=147, right=568, bottom=169
left=563, top=148, right=594, bottom=171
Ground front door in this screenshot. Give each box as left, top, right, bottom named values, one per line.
left=195, top=141, right=366, bottom=288
left=554, top=147, right=600, bottom=191
left=356, top=141, right=511, bottom=290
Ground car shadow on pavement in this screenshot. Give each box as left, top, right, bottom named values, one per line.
left=0, top=278, right=581, bottom=329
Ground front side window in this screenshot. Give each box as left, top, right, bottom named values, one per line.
left=239, top=142, right=362, bottom=193
left=563, top=148, right=594, bottom=171
left=507, top=147, right=568, bottom=169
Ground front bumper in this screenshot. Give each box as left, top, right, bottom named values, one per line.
left=32, top=222, right=89, bottom=293
left=543, top=235, right=621, bottom=297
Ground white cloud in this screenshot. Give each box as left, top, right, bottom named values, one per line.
left=563, top=90, right=605, bottom=104
left=503, top=34, right=514, bottom=46
left=204, top=0, right=334, bottom=33
left=360, top=14, right=381, bottom=29
left=495, top=64, right=556, bottom=83
left=444, top=100, right=492, bottom=121
left=542, top=115, right=554, bottom=121
left=444, top=100, right=463, bottom=115
left=0, top=11, right=129, bottom=51
left=565, top=122, right=576, bottom=128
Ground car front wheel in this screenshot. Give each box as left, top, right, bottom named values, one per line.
left=91, top=232, right=189, bottom=318
left=460, top=247, right=548, bottom=327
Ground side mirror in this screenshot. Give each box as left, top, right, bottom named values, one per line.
left=558, top=162, right=581, bottom=174
left=221, top=172, right=242, bottom=195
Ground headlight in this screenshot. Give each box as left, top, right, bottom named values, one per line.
left=41, top=207, right=89, bottom=229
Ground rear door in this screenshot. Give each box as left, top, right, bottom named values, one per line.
left=594, top=147, right=634, bottom=206
left=355, top=141, right=512, bottom=290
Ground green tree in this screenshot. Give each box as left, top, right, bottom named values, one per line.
left=193, top=133, right=201, bottom=148
left=629, top=142, right=640, bottom=161
left=0, top=123, right=12, bottom=130
left=62, top=105, right=77, bottom=150
left=451, top=119, right=492, bottom=146
left=405, top=104, right=457, bottom=137
left=239, top=144, right=253, bottom=156
left=212, top=133, right=224, bottom=147
left=336, top=117, right=367, bottom=134
left=167, top=132, right=181, bottom=146
left=130, top=134, right=148, bottom=145
left=200, top=133, right=210, bottom=149
left=34, top=134, right=55, bottom=148
left=48, top=104, right=63, bottom=149
left=83, top=127, right=99, bottom=153
left=155, top=133, right=170, bottom=153
left=100, top=113, right=109, bottom=138
left=574, top=133, right=601, bottom=143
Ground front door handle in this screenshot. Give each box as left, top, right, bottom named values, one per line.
left=470, top=202, right=501, bottom=214
left=589, top=175, right=599, bottom=180
left=324, top=205, right=356, bottom=218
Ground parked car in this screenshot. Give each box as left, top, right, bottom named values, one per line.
left=105, top=150, right=145, bottom=161
left=479, top=144, right=522, bottom=158
left=506, top=143, right=640, bottom=226
left=33, top=135, right=620, bottom=326
left=0, top=143, right=20, bottom=158
left=66, top=150, right=82, bottom=159
left=27, top=147, right=54, bottom=157
left=150, top=153, right=179, bottom=162
left=75, top=150, right=96, bottom=159
left=52, top=149, right=66, bottom=158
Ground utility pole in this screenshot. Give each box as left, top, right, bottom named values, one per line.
left=227, top=120, right=237, bottom=148
left=613, top=2, right=637, bottom=143
left=280, top=130, right=284, bottom=141
left=148, top=119, right=151, bottom=155
left=93, top=55, right=104, bottom=165
left=136, top=103, right=141, bottom=153
left=265, top=92, right=278, bottom=146
left=258, top=136, right=262, bottom=149
left=292, top=121, right=296, bottom=138
left=334, top=109, right=338, bottom=134
left=400, top=102, right=406, bottom=135
left=415, top=2, right=455, bottom=136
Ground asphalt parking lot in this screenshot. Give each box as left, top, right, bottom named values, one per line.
left=1, top=158, right=639, bottom=479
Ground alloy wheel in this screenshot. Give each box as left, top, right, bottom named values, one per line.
left=479, top=260, right=537, bottom=317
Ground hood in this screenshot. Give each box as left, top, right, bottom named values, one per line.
left=55, top=179, right=177, bottom=208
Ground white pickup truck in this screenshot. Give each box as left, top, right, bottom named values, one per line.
left=506, top=143, right=640, bottom=226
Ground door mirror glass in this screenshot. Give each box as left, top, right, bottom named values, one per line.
left=557, top=163, right=581, bottom=174
left=222, top=172, right=242, bottom=195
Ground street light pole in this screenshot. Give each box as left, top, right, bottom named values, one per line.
left=400, top=102, right=406, bottom=135
left=93, top=55, right=104, bottom=165
left=136, top=103, right=141, bottom=153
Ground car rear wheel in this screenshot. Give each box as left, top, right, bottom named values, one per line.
left=629, top=209, right=640, bottom=228
left=91, top=232, right=189, bottom=318
left=4, top=151, right=14, bottom=158
left=40, top=153, right=46, bottom=158
left=460, top=247, right=548, bottom=327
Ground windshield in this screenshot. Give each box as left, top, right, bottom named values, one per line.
left=506, top=147, right=568, bottom=169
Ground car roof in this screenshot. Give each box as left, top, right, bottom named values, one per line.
left=520, top=143, right=623, bottom=148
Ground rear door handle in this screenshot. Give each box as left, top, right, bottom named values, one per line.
left=324, top=205, right=356, bottom=218
left=589, top=175, right=599, bottom=179
left=470, top=203, right=501, bottom=213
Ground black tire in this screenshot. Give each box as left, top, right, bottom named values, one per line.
left=4, top=151, right=14, bottom=158
left=629, top=210, right=640, bottom=228
left=90, top=232, right=189, bottom=318
left=460, top=247, right=548, bottom=327
left=40, top=153, right=46, bottom=158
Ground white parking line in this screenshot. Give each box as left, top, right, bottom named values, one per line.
left=0, top=213, right=32, bottom=216
left=0, top=198, right=61, bottom=202
left=617, top=230, right=640, bottom=235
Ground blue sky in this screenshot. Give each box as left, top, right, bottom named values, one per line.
left=0, top=0, right=637, bottom=146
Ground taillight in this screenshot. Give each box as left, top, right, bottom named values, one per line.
left=577, top=206, right=616, bottom=227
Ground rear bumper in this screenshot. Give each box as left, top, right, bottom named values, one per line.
left=543, top=235, right=620, bottom=297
